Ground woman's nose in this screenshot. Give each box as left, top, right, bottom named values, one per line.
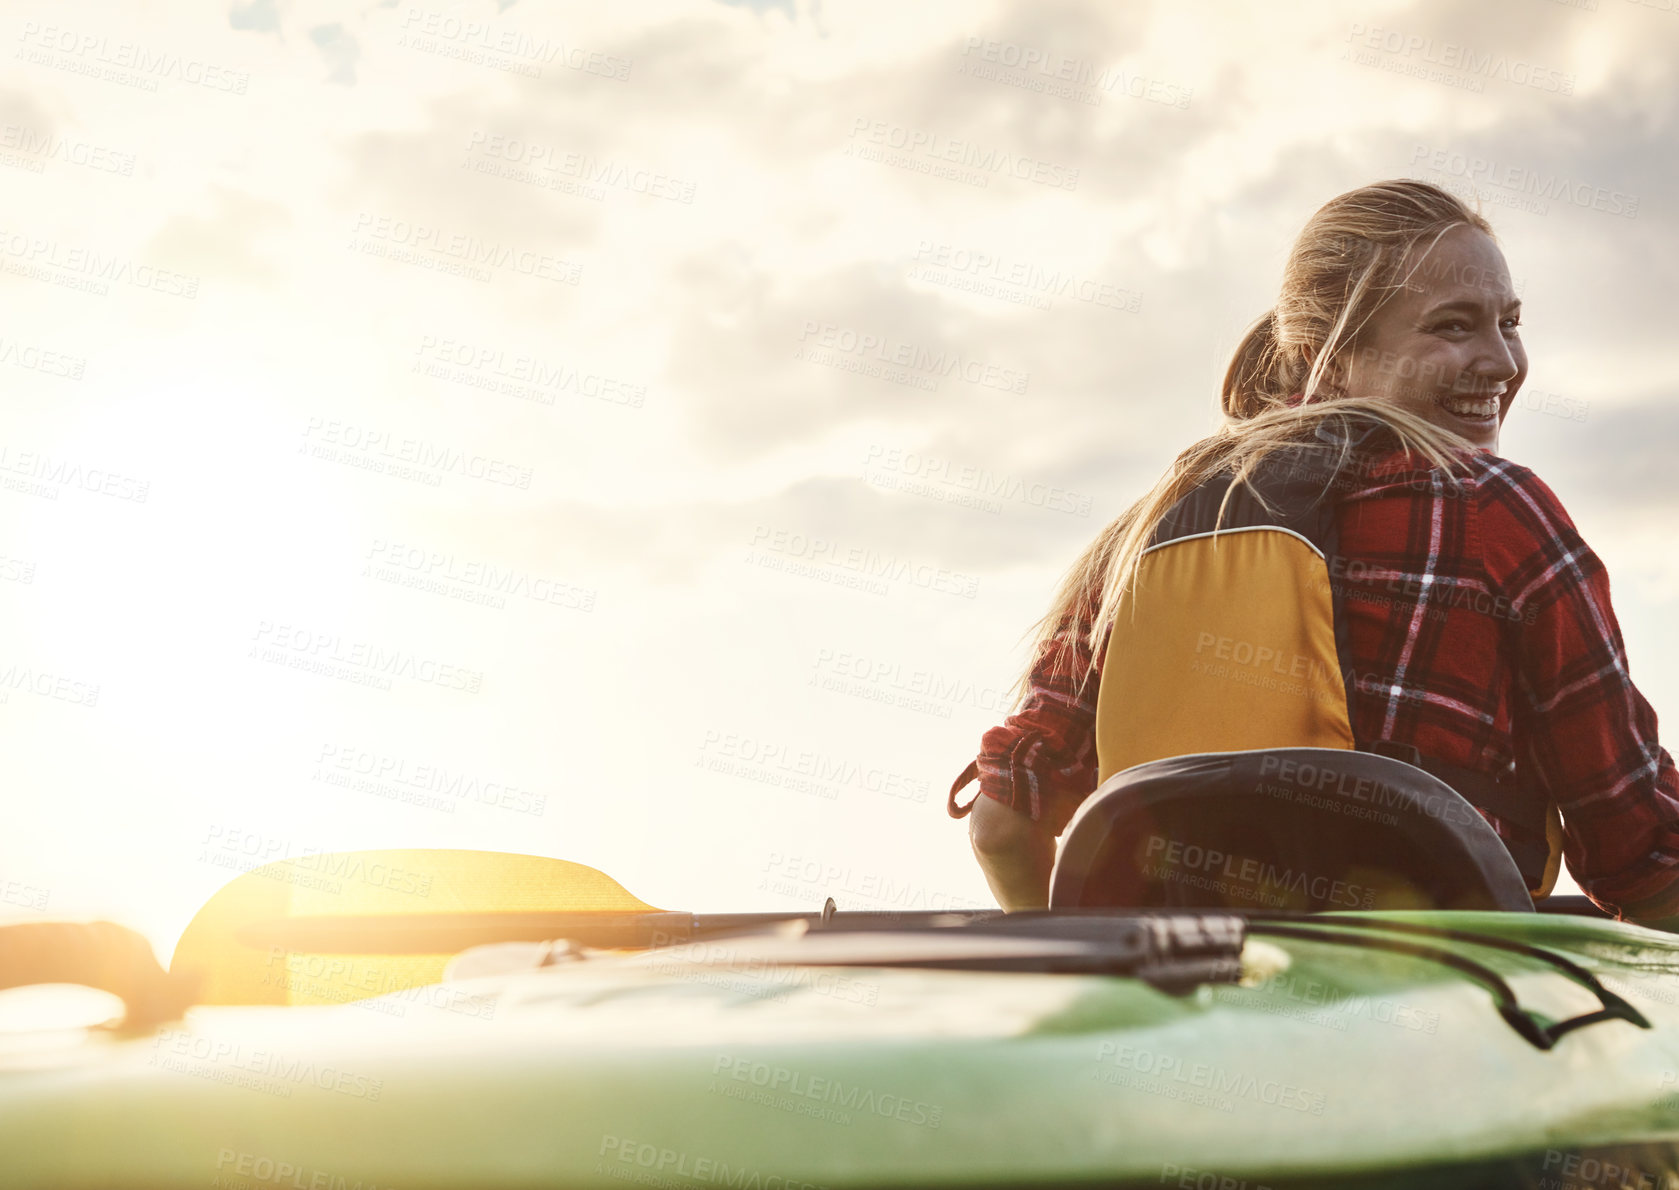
left=1474, top=330, right=1521, bottom=383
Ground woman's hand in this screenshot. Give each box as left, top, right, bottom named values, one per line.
left=968, top=795, right=1056, bottom=911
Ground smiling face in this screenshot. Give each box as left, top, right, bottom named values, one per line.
left=1333, top=225, right=1526, bottom=453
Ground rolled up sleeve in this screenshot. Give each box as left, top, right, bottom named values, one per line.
left=974, top=611, right=1102, bottom=837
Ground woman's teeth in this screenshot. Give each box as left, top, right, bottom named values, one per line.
left=1440, top=397, right=1499, bottom=420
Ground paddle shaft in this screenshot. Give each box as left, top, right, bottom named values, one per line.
left=240, top=909, right=1004, bottom=953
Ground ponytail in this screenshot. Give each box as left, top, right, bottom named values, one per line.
left=1222, top=312, right=1288, bottom=420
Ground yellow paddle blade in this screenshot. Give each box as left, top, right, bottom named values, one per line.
left=170, top=849, right=660, bottom=1006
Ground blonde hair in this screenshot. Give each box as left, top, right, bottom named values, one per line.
left=1013, top=180, right=1498, bottom=705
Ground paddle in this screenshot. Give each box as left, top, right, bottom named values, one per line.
left=170, top=849, right=996, bottom=1006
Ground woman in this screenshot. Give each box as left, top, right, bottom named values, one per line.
left=951, top=180, right=1679, bottom=919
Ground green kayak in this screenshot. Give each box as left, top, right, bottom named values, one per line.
left=4, top=748, right=1678, bottom=1189
left=7, top=893, right=1679, bottom=1187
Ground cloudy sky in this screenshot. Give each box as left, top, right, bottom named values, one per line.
left=2, top=0, right=1675, bottom=958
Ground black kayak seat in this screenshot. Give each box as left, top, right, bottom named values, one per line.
left=1049, top=747, right=1535, bottom=914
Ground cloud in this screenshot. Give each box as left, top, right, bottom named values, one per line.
left=307, top=0, right=1242, bottom=490
left=310, top=23, right=361, bottom=85
left=336, top=94, right=605, bottom=256
left=143, top=186, right=293, bottom=284
left=1521, top=395, right=1679, bottom=521
left=431, top=465, right=1103, bottom=599
left=0, top=87, right=61, bottom=134
left=230, top=0, right=282, bottom=34
left=713, top=0, right=799, bottom=18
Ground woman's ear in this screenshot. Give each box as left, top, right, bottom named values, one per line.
left=1301, top=347, right=1350, bottom=401
left=1323, top=355, right=1350, bottom=398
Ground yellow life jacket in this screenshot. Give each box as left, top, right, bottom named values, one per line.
left=1094, top=431, right=1560, bottom=898
left=952, top=421, right=1562, bottom=899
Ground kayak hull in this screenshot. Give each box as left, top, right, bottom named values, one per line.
left=6, top=911, right=1679, bottom=1189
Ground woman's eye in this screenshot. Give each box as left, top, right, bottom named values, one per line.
left=1501, top=318, right=1522, bottom=331
left=1434, top=321, right=1468, bottom=333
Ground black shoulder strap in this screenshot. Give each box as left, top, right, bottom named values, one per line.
left=1149, top=440, right=1345, bottom=550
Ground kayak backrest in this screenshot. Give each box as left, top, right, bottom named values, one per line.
left=1048, top=747, right=1535, bottom=913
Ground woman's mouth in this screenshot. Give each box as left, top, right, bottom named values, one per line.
left=1438, top=394, right=1502, bottom=424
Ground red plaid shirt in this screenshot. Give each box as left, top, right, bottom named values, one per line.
left=971, top=442, right=1679, bottom=919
